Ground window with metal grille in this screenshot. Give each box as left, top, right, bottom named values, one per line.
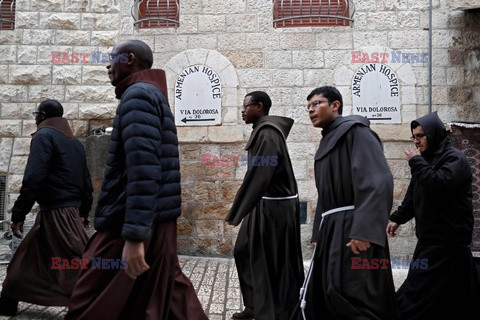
left=0, top=0, right=15, bottom=30
left=131, top=0, right=179, bottom=29
left=273, top=0, right=355, bottom=28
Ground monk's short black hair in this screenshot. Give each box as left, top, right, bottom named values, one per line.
left=307, top=86, right=344, bottom=115
left=116, top=40, right=154, bottom=69
left=38, top=99, right=64, bottom=118
left=246, top=91, right=272, bottom=115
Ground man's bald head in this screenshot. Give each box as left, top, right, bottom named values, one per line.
left=114, top=40, right=153, bottom=69
left=38, top=99, right=63, bottom=118
left=35, top=99, right=63, bottom=125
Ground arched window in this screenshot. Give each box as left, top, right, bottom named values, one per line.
left=132, top=0, right=180, bottom=29
left=273, top=0, right=355, bottom=28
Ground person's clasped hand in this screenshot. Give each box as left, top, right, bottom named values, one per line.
left=11, top=221, right=24, bottom=239
left=346, top=239, right=371, bottom=254
left=386, top=222, right=399, bottom=238
left=122, top=240, right=150, bottom=279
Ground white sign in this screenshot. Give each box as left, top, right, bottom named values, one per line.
left=174, top=65, right=222, bottom=126
left=352, top=63, right=401, bottom=124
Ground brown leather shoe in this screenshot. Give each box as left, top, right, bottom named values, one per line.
left=231, top=306, right=254, bottom=319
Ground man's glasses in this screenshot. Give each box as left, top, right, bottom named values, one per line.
left=32, top=111, right=45, bottom=117
left=307, top=100, right=329, bottom=111
left=410, top=133, right=426, bottom=141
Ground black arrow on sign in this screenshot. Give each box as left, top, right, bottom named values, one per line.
left=181, top=117, right=216, bottom=123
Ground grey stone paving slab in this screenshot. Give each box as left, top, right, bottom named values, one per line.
left=0, top=255, right=407, bottom=319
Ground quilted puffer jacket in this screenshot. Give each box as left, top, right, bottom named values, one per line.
left=94, top=69, right=181, bottom=241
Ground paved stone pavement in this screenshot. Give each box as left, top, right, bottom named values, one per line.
left=0, top=255, right=408, bottom=320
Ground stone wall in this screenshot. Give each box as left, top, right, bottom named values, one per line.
left=0, top=0, right=122, bottom=229
left=0, top=0, right=478, bottom=258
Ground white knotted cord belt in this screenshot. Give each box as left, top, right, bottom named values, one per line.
left=261, top=194, right=299, bottom=200
left=299, top=205, right=355, bottom=320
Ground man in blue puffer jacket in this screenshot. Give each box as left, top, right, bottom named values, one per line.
left=66, top=40, right=207, bottom=320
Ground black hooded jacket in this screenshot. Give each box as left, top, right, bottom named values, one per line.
left=389, top=112, right=473, bottom=245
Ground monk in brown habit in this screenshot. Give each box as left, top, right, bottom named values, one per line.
left=0, top=99, right=93, bottom=316
left=65, top=40, right=207, bottom=320
left=226, top=91, right=304, bottom=320
left=294, top=86, right=399, bottom=320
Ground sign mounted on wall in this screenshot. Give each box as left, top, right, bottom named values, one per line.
left=174, top=65, right=222, bottom=126
left=351, top=63, right=401, bottom=124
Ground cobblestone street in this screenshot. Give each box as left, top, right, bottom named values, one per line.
left=0, top=255, right=408, bottom=320
left=0, top=256, right=244, bottom=320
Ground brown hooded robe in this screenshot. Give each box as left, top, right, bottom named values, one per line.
left=226, top=115, right=304, bottom=320
left=297, top=115, right=399, bottom=320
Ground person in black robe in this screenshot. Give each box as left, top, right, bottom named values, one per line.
left=225, top=91, right=304, bottom=320
left=296, top=86, right=399, bottom=320
left=387, top=111, right=480, bottom=320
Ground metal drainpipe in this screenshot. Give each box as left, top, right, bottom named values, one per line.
left=428, top=0, right=433, bottom=114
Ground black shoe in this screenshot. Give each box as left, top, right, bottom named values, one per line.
left=0, top=293, right=18, bottom=316
left=232, top=306, right=254, bottom=320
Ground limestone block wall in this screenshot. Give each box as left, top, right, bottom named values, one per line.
left=0, top=0, right=478, bottom=258
left=0, top=0, right=122, bottom=228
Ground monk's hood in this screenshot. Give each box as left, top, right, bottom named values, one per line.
left=315, top=115, right=373, bottom=161
left=245, top=116, right=294, bottom=150
left=322, top=114, right=369, bottom=137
